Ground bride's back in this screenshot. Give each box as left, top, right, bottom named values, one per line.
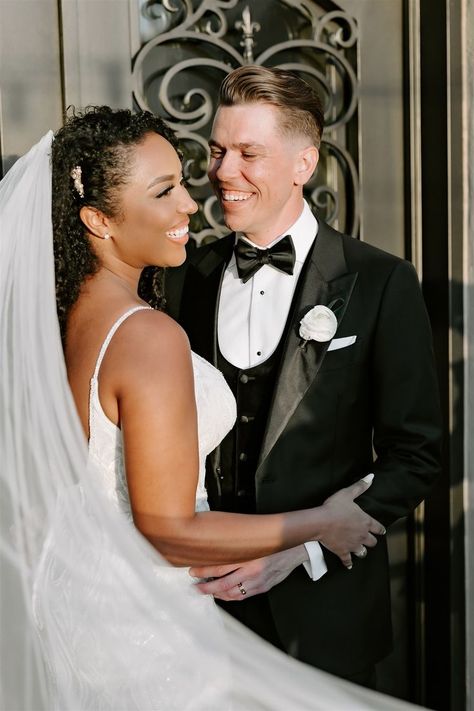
left=64, top=275, right=148, bottom=439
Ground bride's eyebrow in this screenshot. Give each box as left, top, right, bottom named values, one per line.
left=147, top=174, right=175, bottom=190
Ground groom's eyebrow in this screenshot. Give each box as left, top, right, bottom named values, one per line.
left=147, top=174, right=175, bottom=189
left=208, top=139, right=265, bottom=150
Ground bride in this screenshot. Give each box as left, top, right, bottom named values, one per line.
left=0, top=106, right=414, bottom=710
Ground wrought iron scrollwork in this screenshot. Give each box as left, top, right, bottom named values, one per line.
left=133, top=0, right=360, bottom=242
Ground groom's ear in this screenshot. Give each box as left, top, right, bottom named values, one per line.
left=79, top=206, right=111, bottom=240
left=293, top=145, right=319, bottom=186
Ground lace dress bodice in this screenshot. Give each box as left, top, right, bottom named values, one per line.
left=87, top=306, right=236, bottom=517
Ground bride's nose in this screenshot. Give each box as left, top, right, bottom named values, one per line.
left=179, top=185, right=198, bottom=215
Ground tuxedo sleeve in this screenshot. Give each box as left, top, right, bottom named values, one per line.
left=303, top=542, right=328, bottom=581
left=355, top=259, right=442, bottom=525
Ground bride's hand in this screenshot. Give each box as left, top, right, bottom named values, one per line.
left=318, top=476, right=386, bottom=569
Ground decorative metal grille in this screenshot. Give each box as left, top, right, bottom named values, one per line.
left=132, top=0, right=359, bottom=243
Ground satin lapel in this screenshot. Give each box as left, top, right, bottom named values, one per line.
left=257, top=222, right=358, bottom=470
left=181, top=235, right=234, bottom=365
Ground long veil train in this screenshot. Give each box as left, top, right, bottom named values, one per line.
left=0, top=133, right=419, bottom=710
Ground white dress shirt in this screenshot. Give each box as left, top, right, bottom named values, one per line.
left=218, top=201, right=327, bottom=581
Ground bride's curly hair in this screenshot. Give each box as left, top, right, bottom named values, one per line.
left=52, top=106, right=180, bottom=343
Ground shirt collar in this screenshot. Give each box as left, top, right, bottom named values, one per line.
left=234, top=200, right=318, bottom=265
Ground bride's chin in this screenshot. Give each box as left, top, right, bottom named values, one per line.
left=167, top=249, right=188, bottom=268
left=148, top=249, right=187, bottom=270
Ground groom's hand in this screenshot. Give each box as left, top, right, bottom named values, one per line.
left=189, top=546, right=309, bottom=601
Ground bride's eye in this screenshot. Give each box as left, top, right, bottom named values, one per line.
left=156, top=185, right=174, bottom=199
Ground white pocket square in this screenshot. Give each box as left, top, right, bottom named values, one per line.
left=327, top=335, right=357, bottom=352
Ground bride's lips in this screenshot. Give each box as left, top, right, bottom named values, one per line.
left=165, top=222, right=190, bottom=244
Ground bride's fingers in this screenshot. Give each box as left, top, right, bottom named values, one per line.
left=369, top=518, right=386, bottom=537
left=356, top=522, right=385, bottom=550
left=361, top=533, right=378, bottom=548
left=345, top=474, right=374, bottom=501
left=337, top=552, right=353, bottom=569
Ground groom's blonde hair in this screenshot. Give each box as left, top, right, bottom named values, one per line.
left=218, top=65, right=324, bottom=148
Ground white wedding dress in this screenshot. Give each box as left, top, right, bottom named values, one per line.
left=87, top=305, right=236, bottom=518
left=32, top=305, right=237, bottom=710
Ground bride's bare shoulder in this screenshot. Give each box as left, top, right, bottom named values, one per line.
left=121, top=307, right=187, bottom=339
left=110, top=308, right=192, bottom=379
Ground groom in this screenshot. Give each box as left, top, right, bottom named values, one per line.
left=166, top=65, right=442, bottom=686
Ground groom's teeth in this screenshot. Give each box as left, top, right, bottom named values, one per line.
left=167, top=226, right=188, bottom=239
left=222, top=191, right=252, bottom=202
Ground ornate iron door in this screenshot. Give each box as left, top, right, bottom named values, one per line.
left=132, top=0, right=361, bottom=244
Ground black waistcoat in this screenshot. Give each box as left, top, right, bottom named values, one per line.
left=214, top=343, right=284, bottom=513
left=205, top=245, right=314, bottom=513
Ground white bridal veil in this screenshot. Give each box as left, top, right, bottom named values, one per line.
left=0, top=133, right=420, bottom=710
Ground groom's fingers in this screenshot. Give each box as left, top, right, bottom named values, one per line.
left=190, top=563, right=240, bottom=578
left=193, top=570, right=243, bottom=596
left=193, top=562, right=266, bottom=600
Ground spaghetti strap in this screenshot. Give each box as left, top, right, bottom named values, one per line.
left=92, top=306, right=153, bottom=381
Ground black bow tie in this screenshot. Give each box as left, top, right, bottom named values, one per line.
left=234, top=234, right=295, bottom=283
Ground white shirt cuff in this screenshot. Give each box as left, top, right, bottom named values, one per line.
left=302, top=541, right=328, bottom=581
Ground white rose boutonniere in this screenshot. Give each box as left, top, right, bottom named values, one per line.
left=299, top=305, right=338, bottom=343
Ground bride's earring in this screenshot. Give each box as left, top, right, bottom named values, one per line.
left=103, top=233, right=110, bottom=240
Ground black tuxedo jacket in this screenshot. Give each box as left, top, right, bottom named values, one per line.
left=165, top=220, right=442, bottom=675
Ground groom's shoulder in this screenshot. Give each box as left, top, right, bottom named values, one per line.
left=320, top=220, right=408, bottom=275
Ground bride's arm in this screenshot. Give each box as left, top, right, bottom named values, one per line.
left=116, top=312, right=383, bottom=567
